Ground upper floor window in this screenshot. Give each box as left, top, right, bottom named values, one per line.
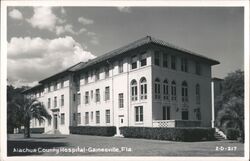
left=61, top=80, right=64, bottom=88
left=140, top=52, right=147, bottom=67
left=196, top=84, right=200, bottom=104
left=140, top=77, right=147, bottom=100
left=48, top=98, right=51, bottom=108
left=163, top=79, right=169, bottom=100
left=85, top=91, right=89, bottom=104
left=181, top=58, right=188, bottom=72
left=85, top=72, right=88, bottom=84
left=195, top=62, right=201, bottom=75
left=95, top=89, right=100, bottom=102
left=61, top=94, right=64, bottom=106
left=171, top=81, right=177, bottom=101
left=119, top=93, right=124, bottom=108
left=54, top=96, right=57, bottom=107
left=105, top=66, right=109, bottom=78
left=48, top=84, right=51, bottom=92
left=163, top=54, right=168, bottom=68
left=95, top=69, right=100, bottom=80
left=118, top=60, right=123, bottom=73
left=54, top=82, right=57, bottom=91
left=154, top=51, right=160, bottom=66
left=131, top=80, right=138, bottom=101
left=171, top=56, right=176, bottom=70
left=181, top=81, right=188, bottom=102
left=131, top=55, right=137, bottom=69
left=77, top=93, right=81, bottom=105
left=105, top=86, right=110, bottom=101
left=91, top=90, right=93, bottom=99
left=155, top=78, right=161, bottom=99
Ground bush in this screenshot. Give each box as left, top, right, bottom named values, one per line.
left=70, top=126, right=116, bottom=136
left=120, top=127, right=215, bottom=142
left=19, top=128, right=44, bottom=134
left=226, top=128, right=240, bottom=140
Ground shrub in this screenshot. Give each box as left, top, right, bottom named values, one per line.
left=19, top=128, right=44, bottom=134
left=226, top=128, right=240, bottom=140
left=120, top=127, right=215, bottom=142
left=70, top=126, right=116, bottom=136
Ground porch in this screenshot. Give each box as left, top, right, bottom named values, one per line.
left=152, top=120, right=201, bottom=128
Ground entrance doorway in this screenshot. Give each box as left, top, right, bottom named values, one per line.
left=116, top=115, right=125, bottom=136
left=163, top=106, right=171, bottom=120
left=53, top=114, right=58, bottom=129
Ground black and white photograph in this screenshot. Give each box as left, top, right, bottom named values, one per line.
left=1, top=1, right=249, bottom=161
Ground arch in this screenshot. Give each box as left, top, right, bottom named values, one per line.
left=140, top=77, right=147, bottom=100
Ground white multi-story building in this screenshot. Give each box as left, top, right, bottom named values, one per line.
left=23, top=36, right=220, bottom=135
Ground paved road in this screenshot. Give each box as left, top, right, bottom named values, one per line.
left=7, top=134, right=244, bottom=156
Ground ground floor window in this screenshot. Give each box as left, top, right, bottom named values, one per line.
left=96, top=111, right=100, bottom=124
left=135, top=106, right=143, bottom=122
left=106, top=110, right=110, bottom=123
left=77, top=113, right=81, bottom=124
left=85, top=112, right=89, bottom=125
left=61, top=113, right=65, bottom=125
left=181, top=111, right=189, bottom=120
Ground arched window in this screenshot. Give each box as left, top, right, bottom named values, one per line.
left=131, top=80, right=138, bottom=101
left=155, top=78, right=161, bottom=99
left=163, top=79, right=169, bottom=100
left=181, top=81, right=188, bottom=102
left=140, top=77, right=147, bottom=100
left=196, top=84, right=200, bottom=104
left=171, top=81, right=177, bottom=101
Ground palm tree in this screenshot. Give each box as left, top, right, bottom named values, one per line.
left=9, top=96, right=51, bottom=138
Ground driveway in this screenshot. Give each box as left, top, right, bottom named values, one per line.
left=7, top=134, right=244, bottom=156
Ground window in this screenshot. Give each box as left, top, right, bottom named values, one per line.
left=171, top=56, right=176, bottom=70
left=118, top=60, right=123, bottom=73
left=154, top=51, right=160, bottom=66
left=73, top=94, right=76, bottom=102
left=196, top=84, right=200, bottom=104
left=91, top=111, right=93, bottom=122
left=85, top=112, right=89, bottom=125
left=171, top=81, right=177, bottom=101
left=194, top=108, right=201, bottom=120
left=140, top=52, right=147, bottom=67
left=73, top=113, right=76, bottom=121
left=95, top=69, right=100, bottom=80
left=96, top=111, right=100, bottom=124
left=61, top=95, right=64, bottom=107
left=105, top=66, right=109, bottom=78
left=48, top=118, right=51, bottom=126
left=77, top=93, right=81, bottom=105
left=181, top=81, right=188, bottom=102
left=77, top=113, right=81, bottom=124
left=106, top=110, right=110, bottom=123
left=163, top=54, right=168, bottom=68
left=48, top=98, right=51, bottom=108
left=105, top=86, right=110, bottom=101
left=195, top=62, right=201, bottom=75
left=154, top=78, right=161, bottom=99
left=85, top=72, right=88, bottom=84
left=91, top=90, right=93, bottom=99
left=140, top=77, right=147, bottom=100
left=163, top=79, right=169, bottom=100
left=163, top=106, right=171, bottom=120
left=119, top=93, right=124, bottom=108
left=85, top=91, right=89, bottom=104
left=131, top=55, right=137, bottom=69
left=54, top=96, right=57, bottom=107
left=181, top=58, right=188, bottom=72
left=135, top=106, right=143, bottom=122
left=131, top=80, right=138, bottom=101
left=54, top=82, right=57, bottom=91
left=95, top=89, right=100, bottom=102
left=61, top=113, right=65, bottom=125
left=61, top=80, right=64, bottom=88
left=182, top=111, right=189, bottom=120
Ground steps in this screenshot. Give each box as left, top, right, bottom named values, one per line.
left=44, top=129, right=61, bottom=134
left=214, top=128, right=227, bottom=141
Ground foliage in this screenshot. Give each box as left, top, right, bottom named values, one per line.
left=19, top=128, right=45, bottom=134
left=120, top=127, right=215, bottom=142
left=70, top=126, right=116, bottom=136
left=215, top=70, right=244, bottom=141
left=226, top=128, right=240, bottom=140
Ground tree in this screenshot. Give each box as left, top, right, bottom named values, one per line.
left=9, top=96, right=51, bottom=138
left=215, top=70, right=244, bottom=141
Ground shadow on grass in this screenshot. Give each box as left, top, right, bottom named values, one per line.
left=8, top=140, right=68, bottom=156
left=31, top=136, right=68, bottom=139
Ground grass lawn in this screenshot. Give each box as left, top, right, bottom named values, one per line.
left=7, top=134, right=244, bottom=156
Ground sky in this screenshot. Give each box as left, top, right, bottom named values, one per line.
left=7, top=6, right=244, bottom=87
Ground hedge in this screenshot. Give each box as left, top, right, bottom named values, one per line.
left=226, top=128, right=240, bottom=140
left=120, top=127, right=215, bottom=142
left=20, top=128, right=44, bottom=134
left=70, top=126, right=116, bottom=136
